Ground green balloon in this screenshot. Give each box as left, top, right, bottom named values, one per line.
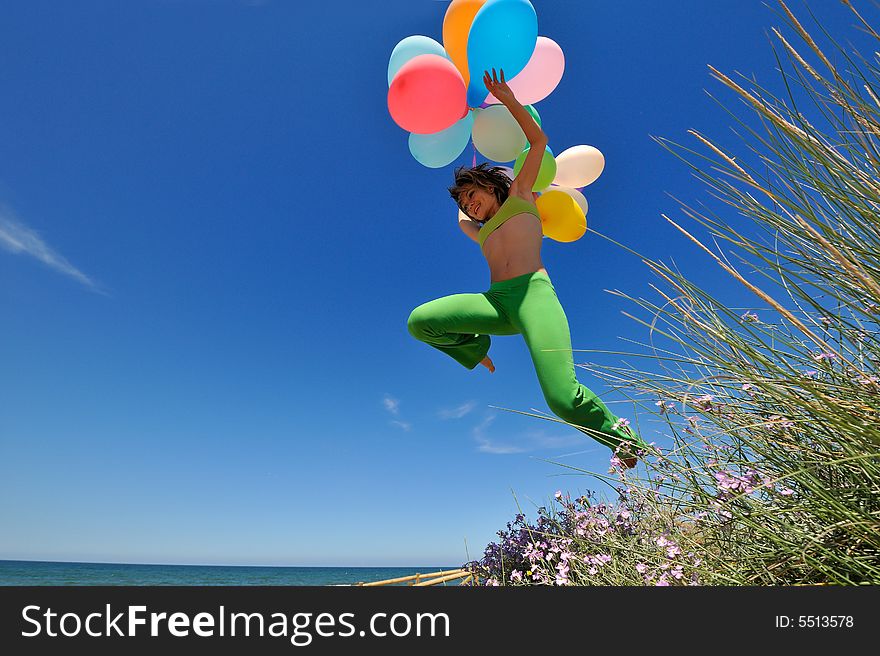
left=525, top=104, right=541, bottom=127
left=513, top=145, right=557, bottom=191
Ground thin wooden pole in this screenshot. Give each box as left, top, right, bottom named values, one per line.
left=359, top=569, right=467, bottom=587
left=412, top=571, right=471, bottom=586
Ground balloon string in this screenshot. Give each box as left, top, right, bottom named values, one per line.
left=472, top=144, right=476, bottom=168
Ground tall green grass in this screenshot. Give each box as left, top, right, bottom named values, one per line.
left=466, top=0, right=879, bottom=585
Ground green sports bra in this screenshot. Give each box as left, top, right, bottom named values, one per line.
left=478, top=195, right=541, bottom=249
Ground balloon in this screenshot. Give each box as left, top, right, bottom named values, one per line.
left=409, top=111, right=474, bottom=168
left=466, top=0, right=538, bottom=107
left=553, top=145, right=605, bottom=187
left=471, top=105, right=527, bottom=161
left=484, top=37, right=565, bottom=105
left=442, top=0, right=487, bottom=87
left=548, top=185, right=588, bottom=215
left=387, top=54, right=467, bottom=134
left=513, top=144, right=557, bottom=191
left=536, top=190, right=587, bottom=242
left=497, top=165, right=515, bottom=180
left=387, top=36, right=448, bottom=87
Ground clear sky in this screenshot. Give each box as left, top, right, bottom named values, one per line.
left=0, top=0, right=858, bottom=566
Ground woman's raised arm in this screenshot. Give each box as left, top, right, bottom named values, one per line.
left=483, top=68, right=548, bottom=199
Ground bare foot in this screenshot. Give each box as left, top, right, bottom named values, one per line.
left=479, top=355, right=495, bottom=373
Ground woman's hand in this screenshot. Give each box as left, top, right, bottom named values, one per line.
left=483, top=68, right=516, bottom=105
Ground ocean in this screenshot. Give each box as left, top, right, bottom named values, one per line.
left=0, top=560, right=461, bottom=586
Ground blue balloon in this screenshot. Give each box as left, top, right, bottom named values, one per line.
left=387, top=35, right=449, bottom=87
left=465, top=0, right=538, bottom=107
left=408, top=111, right=474, bottom=168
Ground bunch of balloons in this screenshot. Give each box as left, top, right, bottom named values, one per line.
left=386, top=0, right=605, bottom=242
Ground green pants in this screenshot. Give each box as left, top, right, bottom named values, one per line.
left=407, top=271, right=646, bottom=455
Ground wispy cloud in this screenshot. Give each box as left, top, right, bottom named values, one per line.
left=438, top=400, right=477, bottom=420
left=0, top=207, right=104, bottom=293
left=383, top=394, right=412, bottom=431
left=383, top=395, right=400, bottom=416
left=522, top=428, right=585, bottom=450
left=472, top=415, right=527, bottom=454
left=471, top=417, right=586, bottom=455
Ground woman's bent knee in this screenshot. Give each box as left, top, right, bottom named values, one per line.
left=407, top=305, right=435, bottom=340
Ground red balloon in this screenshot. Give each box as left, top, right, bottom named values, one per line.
left=388, top=54, right=467, bottom=134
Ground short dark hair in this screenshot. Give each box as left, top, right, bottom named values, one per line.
left=448, top=163, right=511, bottom=221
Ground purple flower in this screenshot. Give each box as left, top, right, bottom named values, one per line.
left=694, top=395, right=715, bottom=411
left=554, top=567, right=570, bottom=585
left=714, top=469, right=760, bottom=496
left=608, top=455, right=629, bottom=473
left=635, top=563, right=647, bottom=574
left=588, top=553, right=612, bottom=567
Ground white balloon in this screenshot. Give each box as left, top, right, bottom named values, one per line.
left=471, top=105, right=527, bottom=162
left=553, top=145, right=605, bottom=188
left=548, top=185, right=588, bottom=215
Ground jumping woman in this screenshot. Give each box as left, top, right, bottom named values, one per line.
left=407, top=68, right=646, bottom=467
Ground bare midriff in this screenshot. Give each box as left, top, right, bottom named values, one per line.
left=481, top=212, right=548, bottom=283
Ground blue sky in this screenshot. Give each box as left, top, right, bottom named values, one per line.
left=0, top=0, right=858, bottom=567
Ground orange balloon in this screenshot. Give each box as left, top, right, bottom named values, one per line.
left=442, top=0, right=486, bottom=89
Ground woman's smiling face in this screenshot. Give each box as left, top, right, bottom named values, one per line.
left=459, top=185, right=499, bottom=222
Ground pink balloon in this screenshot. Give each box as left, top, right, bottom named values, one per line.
left=388, top=54, right=467, bottom=134
left=484, top=37, right=564, bottom=106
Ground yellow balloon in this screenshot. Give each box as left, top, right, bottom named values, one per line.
left=442, top=0, right=487, bottom=88
left=536, top=190, right=587, bottom=242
